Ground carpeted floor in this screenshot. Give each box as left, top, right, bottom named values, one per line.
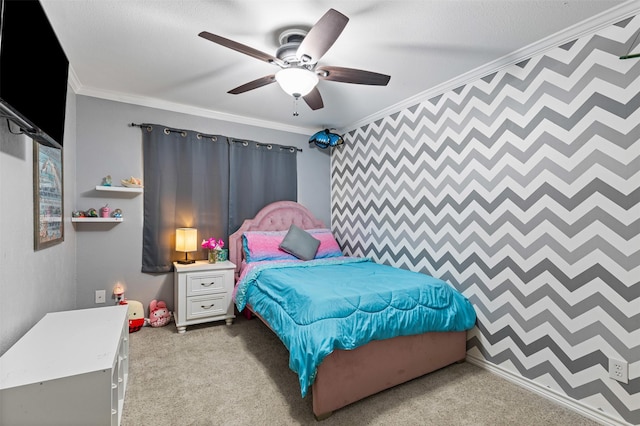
left=121, top=315, right=598, bottom=426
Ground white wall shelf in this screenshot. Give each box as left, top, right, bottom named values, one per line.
left=95, top=185, right=143, bottom=193
left=72, top=217, right=124, bottom=223
left=72, top=186, right=140, bottom=223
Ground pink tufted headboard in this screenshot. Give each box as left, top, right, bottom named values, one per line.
left=228, top=201, right=326, bottom=281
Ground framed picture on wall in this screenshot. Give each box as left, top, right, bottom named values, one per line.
left=33, top=140, right=64, bottom=250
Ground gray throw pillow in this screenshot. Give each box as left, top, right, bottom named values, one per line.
left=279, top=224, right=321, bottom=260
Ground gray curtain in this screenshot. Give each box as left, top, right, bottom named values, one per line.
left=140, top=126, right=298, bottom=273
left=228, top=139, right=297, bottom=236
left=141, top=124, right=229, bottom=273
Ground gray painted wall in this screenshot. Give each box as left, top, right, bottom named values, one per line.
left=74, top=96, right=330, bottom=313
left=0, top=86, right=77, bottom=355
left=0, top=91, right=329, bottom=355
left=332, top=14, right=639, bottom=426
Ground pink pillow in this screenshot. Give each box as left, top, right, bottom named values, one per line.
left=242, top=228, right=342, bottom=263
left=311, top=230, right=343, bottom=259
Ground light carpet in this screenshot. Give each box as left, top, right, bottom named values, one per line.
left=121, top=315, right=598, bottom=426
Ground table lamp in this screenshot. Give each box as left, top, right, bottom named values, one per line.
left=176, top=227, right=197, bottom=264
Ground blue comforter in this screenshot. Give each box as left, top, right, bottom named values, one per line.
left=234, top=257, right=476, bottom=397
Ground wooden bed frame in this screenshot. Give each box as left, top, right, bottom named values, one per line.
left=229, top=201, right=468, bottom=420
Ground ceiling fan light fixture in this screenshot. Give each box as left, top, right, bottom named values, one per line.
left=275, top=68, right=319, bottom=97
left=309, top=129, right=344, bottom=149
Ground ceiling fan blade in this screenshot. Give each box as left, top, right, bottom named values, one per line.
left=296, top=9, right=349, bottom=64
left=316, top=66, right=390, bottom=86
left=303, top=87, right=324, bottom=110
left=199, top=31, right=283, bottom=66
left=228, top=75, right=277, bottom=94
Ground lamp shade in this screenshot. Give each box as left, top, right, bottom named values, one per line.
left=309, top=129, right=344, bottom=149
left=176, top=228, right=197, bottom=252
left=275, top=68, right=319, bottom=97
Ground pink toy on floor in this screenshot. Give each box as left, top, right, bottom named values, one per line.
left=149, top=300, right=171, bottom=327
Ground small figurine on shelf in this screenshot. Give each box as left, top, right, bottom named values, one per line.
left=102, top=175, right=112, bottom=186
left=86, top=208, right=98, bottom=217
left=113, top=208, right=123, bottom=218
left=121, top=176, right=142, bottom=188
left=72, top=210, right=85, bottom=218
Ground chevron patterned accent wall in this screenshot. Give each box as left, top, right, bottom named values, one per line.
left=332, top=14, right=640, bottom=425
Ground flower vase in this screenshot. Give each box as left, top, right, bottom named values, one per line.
left=208, top=250, right=218, bottom=264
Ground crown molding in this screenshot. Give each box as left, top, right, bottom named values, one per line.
left=342, top=0, right=640, bottom=134
left=67, top=65, right=82, bottom=94
left=66, top=1, right=640, bottom=138
left=67, top=75, right=315, bottom=136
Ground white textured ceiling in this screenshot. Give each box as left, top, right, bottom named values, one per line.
left=40, top=0, right=634, bottom=134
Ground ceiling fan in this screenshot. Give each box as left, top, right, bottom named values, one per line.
left=198, top=8, right=391, bottom=111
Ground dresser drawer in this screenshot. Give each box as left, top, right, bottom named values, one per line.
left=186, top=272, right=226, bottom=296
left=186, top=294, right=228, bottom=320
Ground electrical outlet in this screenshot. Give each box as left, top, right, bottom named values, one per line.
left=95, top=290, right=106, bottom=304
left=609, top=358, right=628, bottom=384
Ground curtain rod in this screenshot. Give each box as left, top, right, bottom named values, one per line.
left=230, top=139, right=302, bottom=153
left=130, top=122, right=302, bottom=152
left=130, top=122, right=216, bottom=139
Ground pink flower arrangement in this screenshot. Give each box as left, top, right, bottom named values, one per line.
left=202, top=237, right=224, bottom=251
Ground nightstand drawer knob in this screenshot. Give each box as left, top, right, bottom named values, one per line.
left=201, top=304, right=215, bottom=310
left=201, top=282, right=215, bottom=287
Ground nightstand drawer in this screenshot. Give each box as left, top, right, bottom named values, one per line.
left=186, top=272, right=226, bottom=296
left=186, top=294, right=228, bottom=320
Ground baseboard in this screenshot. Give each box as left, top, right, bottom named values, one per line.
left=465, top=354, right=629, bottom=426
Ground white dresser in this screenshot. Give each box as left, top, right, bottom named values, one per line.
left=0, top=305, right=129, bottom=426
left=173, top=260, right=236, bottom=333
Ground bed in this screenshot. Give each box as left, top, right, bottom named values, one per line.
left=229, top=201, right=476, bottom=420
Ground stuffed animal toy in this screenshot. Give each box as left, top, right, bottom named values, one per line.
left=122, top=300, right=145, bottom=333
left=149, top=300, right=171, bottom=327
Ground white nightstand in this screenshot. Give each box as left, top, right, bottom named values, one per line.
left=173, top=260, right=236, bottom=334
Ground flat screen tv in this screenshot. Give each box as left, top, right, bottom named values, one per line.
left=0, top=0, right=69, bottom=148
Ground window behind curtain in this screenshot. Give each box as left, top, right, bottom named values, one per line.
left=140, top=125, right=297, bottom=273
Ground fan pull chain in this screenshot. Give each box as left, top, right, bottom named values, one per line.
left=292, top=96, right=300, bottom=117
